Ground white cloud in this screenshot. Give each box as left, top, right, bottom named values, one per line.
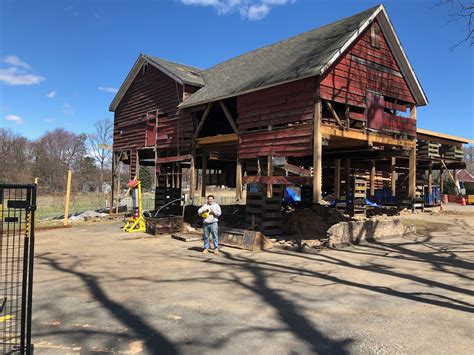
left=180, top=0, right=295, bottom=20
left=0, top=55, right=45, bottom=85
left=47, top=90, right=57, bottom=98
left=3, top=55, right=31, bottom=70
left=98, top=86, right=118, bottom=93
left=246, top=4, right=269, bottom=20
left=44, top=117, right=56, bottom=123
left=5, top=114, right=23, bottom=124
left=0, top=67, right=45, bottom=85
left=63, top=103, right=74, bottom=116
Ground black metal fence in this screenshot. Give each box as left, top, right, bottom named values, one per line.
left=0, top=184, right=36, bottom=354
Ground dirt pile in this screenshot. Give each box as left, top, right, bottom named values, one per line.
left=282, top=205, right=348, bottom=239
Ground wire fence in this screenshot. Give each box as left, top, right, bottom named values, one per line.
left=34, top=172, right=246, bottom=223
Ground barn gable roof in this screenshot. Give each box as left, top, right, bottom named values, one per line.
left=179, top=4, right=427, bottom=108
left=109, top=54, right=204, bottom=112
left=110, top=4, right=428, bottom=112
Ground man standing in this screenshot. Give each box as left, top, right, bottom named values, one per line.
left=198, top=195, right=222, bottom=255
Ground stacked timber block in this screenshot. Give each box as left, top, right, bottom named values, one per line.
left=442, top=146, right=463, bottom=160
left=245, top=187, right=283, bottom=236
left=155, top=175, right=182, bottom=215
left=349, top=178, right=367, bottom=217
left=417, top=141, right=440, bottom=159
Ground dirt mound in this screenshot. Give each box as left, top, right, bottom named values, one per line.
left=282, top=205, right=348, bottom=239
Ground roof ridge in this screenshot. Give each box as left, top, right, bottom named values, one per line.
left=201, top=4, right=381, bottom=75
left=143, top=54, right=203, bottom=72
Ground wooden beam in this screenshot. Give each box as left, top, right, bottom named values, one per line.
left=193, top=102, right=213, bottom=139
left=243, top=175, right=312, bottom=185
left=408, top=147, right=416, bottom=199
left=408, top=105, right=417, bottom=199
left=344, top=105, right=350, bottom=128
left=391, top=157, right=396, bottom=197
left=195, top=133, right=238, bottom=146
left=427, top=164, right=432, bottom=194
left=370, top=160, right=375, bottom=197
left=201, top=155, right=207, bottom=197
left=320, top=125, right=416, bottom=148
left=345, top=158, right=351, bottom=198
left=155, top=154, right=192, bottom=164
left=334, top=158, right=341, bottom=199
left=219, top=101, right=239, bottom=136
left=267, top=155, right=273, bottom=198
left=189, top=153, right=196, bottom=199
left=236, top=159, right=243, bottom=200
left=313, top=90, right=323, bottom=204
left=278, top=163, right=312, bottom=177
left=440, top=165, right=444, bottom=193
left=325, top=101, right=343, bottom=127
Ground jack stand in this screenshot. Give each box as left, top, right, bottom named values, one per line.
left=123, top=179, right=146, bottom=233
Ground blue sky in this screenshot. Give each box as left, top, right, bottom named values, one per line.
left=0, top=0, right=472, bottom=140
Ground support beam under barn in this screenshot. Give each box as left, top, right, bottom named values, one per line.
left=391, top=157, right=396, bottom=197
left=334, top=159, right=341, bottom=199
left=370, top=160, right=376, bottom=197
left=408, top=104, right=417, bottom=199
left=201, top=155, right=207, bottom=198
left=313, top=88, right=322, bottom=204
left=236, top=159, right=242, bottom=200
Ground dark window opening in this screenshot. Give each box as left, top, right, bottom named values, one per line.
left=143, top=63, right=148, bottom=74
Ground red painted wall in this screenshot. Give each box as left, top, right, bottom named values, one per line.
left=237, top=78, right=315, bottom=158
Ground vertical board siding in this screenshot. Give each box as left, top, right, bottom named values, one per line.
left=237, top=78, right=315, bottom=158
left=320, top=21, right=415, bottom=106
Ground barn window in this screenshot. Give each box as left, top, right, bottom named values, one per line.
left=142, top=63, right=148, bottom=74
left=370, top=24, right=380, bottom=48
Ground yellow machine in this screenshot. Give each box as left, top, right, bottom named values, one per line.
left=123, top=179, right=146, bottom=233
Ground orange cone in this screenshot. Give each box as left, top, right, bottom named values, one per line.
left=460, top=197, right=466, bottom=206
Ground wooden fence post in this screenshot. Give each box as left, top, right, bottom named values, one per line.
left=64, top=170, right=72, bottom=226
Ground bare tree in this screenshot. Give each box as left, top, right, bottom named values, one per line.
left=0, top=128, right=33, bottom=183
left=33, top=129, right=88, bottom=192
left=438, top=0, right=474, bottom=48
left=464, top=146, right=474, bottom=173
left=88, top=118, right=113, bottom=192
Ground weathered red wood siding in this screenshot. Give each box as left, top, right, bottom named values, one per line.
left=320, top=20, right=416, bottom=136
left=321, top=21, right=415, bottom=105
left=237, top=78, right=315, bottom=158
left=113, top=64, right=194, bottom=160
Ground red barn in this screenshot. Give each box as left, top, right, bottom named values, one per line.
left=110, top=4, right=469, bottom=231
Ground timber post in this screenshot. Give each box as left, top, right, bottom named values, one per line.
left=370, top=160, right=376, bottom=197
left=428, top=164, right=432, bottom=195
left=408, top=105, right=417, bottom=199
left=64, top=169, right=72, bottom=226
left=236, top=159, right=243, bottom=200
left=201, top=155, right=207, bottom=198
left=189, top=146, right=196, bottom=199
left=391, top=157, right=396, bottom=197
left=313, top=84, right=322, bottom=204
left=334, top=159, right=341, bottom=200
left=267, top=155, right=273, bottom=198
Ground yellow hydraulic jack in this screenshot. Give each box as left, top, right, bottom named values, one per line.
left=123, top=179, right=146, bottom=233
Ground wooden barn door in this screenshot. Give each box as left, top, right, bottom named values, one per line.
left=145, top=119, right=156, bottom=147
left=366, top=91, right=384, bottom=131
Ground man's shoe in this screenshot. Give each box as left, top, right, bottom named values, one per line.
left=202, top=249, right=209, bottom=255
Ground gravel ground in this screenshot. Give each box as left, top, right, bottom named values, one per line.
left=31, top=207, right=474, bottom=354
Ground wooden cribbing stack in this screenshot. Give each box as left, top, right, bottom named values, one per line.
left=417, top=141, right=440, bottom=159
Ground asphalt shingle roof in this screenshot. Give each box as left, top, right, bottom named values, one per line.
left=179, top=5, right=380, bottom=108
left=144, top=55, right=205, bottom=87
